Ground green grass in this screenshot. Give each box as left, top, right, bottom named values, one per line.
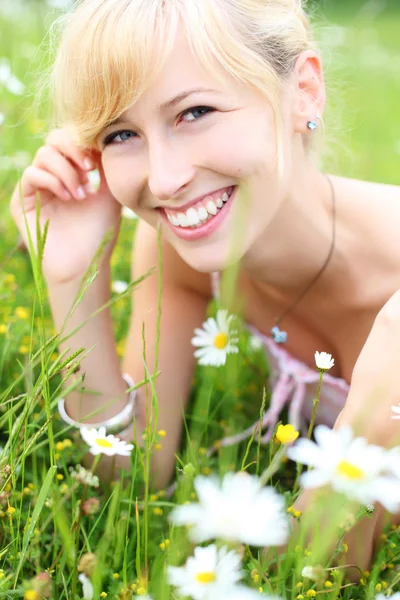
left=1, top=1, right=400, bottom=598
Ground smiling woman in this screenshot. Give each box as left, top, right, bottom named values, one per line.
left=9, top=0, right=400, bottom=585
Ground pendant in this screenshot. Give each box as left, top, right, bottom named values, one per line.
left=270, top=326, right=288, bottom=344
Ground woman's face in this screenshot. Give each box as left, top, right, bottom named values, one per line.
left=100, top=27, right=296, bottom=273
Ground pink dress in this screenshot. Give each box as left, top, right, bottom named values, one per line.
left=210, top=272, right=350, bottom=448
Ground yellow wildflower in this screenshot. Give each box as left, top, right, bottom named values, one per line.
left=276, top=424, right=299, bottom=444
left=100, top=593, right=107, bottom=598
left=137, top=588, right=147, bottom=596
left=153, top=508, right=163, bottom=516
left=24, top=591, right=39, bottom=600
left=158, top=430, right=166, bottom=437
left=15, top=307, right=29, bottom=319
left=306, top=591, right=317, bottom=598
left=112, top=573, right=119, bottom=580
left=324, top=581, right=333, bottom=588
left=56, top=442, right=65, bottom=452
left=7, top=507, right=16, bottom=515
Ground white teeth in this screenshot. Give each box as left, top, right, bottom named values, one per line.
left=166, top=187, right=234, bottom=228
left=168, top=213, right=180, bottom=226
left=177, top=212, right=188, bottom=227
left=186, top=207, right=200, bottom=226
left=197, top=206, right=208, bottom=221
left=206, top=200, right=218, bottom=215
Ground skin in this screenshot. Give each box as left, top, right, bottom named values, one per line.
left=11, top=22, right=400, bottom=579
left=97, top=29, right=400, bottom=577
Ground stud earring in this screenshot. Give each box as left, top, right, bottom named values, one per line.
left=307, top=119, right=318, bottom=131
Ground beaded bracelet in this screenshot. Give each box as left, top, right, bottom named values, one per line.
left=57, top=372, right=136, bottom=436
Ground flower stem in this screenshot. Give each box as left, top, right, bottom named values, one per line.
left=307, top=371, right=324, bottom=440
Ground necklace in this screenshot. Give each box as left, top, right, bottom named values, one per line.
left=270, top=174, right=336, bottom=344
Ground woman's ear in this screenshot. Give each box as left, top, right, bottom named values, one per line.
left=292, top=50, right=326, bottom=133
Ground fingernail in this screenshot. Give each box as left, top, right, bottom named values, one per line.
left=76, top=186, right=86, bottom=200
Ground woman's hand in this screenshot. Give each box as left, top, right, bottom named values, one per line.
left=10, top=128, right=122, bottom=284
left=334, top=288, right=400, bottom=447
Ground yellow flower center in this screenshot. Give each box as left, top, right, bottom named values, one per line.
left=275, top=424, right=299, bottom=444
left=95, top=438, right=113, bottom=448
left=336, top=460, right=364, bottom=480
left=195, top=571, right=216, bottom=584
left=213, top=332, right=228, bottom=349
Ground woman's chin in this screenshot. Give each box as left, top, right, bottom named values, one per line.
left=177, top=245, right=243, bottom=274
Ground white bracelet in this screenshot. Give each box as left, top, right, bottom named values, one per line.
left=57, top=372, right=137, bottom=436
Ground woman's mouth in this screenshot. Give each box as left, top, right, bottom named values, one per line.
left=159, top=185, right=236, bottom=241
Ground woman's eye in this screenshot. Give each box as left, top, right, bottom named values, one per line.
left=180, top=106, right=214, bottom=122
left=102, top=106, right=214, bottom=146
left=102, top=130, right=137, bottom=146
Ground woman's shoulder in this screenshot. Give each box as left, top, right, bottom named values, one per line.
left=333, top=174, right=400, bottom=203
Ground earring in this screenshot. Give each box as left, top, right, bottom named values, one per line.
left=307, top=119, right=318, bottom=131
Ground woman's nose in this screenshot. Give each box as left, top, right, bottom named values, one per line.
left=147, top=139, right=195, bottom=202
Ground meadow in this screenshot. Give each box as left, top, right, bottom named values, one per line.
left=1, top=0, right=400, bottom=598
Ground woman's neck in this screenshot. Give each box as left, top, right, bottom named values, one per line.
left=242, top=167, right=354, bottom=300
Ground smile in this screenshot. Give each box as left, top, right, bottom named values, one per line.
left=160, top=186, right=236, bottom=241
left=165, top=186, right=234, bottom=228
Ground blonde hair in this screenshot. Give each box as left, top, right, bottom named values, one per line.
left=48, top=0, right=318, bottom=172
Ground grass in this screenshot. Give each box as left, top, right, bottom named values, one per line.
left=1, top=0, right=400, bottom=598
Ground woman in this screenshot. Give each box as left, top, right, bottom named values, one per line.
left=10, top=0, right=400, bottom=576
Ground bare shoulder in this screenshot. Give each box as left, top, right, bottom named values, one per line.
left=132, top=219, right=213, bottom=298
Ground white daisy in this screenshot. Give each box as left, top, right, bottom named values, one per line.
left=167, top=544, right=243, bottom=600
left=191, top=309, right=239, bottom=367
left=218, top=589, right=282, bottom=600
left=287, top=425, right=400, bottom=512
left=78, top=573, right=94, bottom=600
left=80, top=426, right=134, bottom=457
left=376, top=595, right=400, bottom=600
left=169, top=472, right=289, bottom=547
left=314, top=351, right=335, bottom=372
left=112, top=280, right=129, bottom=294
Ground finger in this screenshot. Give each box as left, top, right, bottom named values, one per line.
left=45, top=128, right=98, bottom=172
left=33, top=145, right=95, bottom=201
left=21, top=165, right=73, bottom=202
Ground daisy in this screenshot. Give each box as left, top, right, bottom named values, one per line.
left=314, top=351, right=335, bottom=372
left=169, top=472, right=289, bottom=547
left=287, top=425, right=400, bottom=512
left=167, top=544, right=243, bottom=600
left=78, top=573, right=94, bottom=600
left=376, top=595, right=400, bottom=600
left=80, top=426, right=134, bottom=457
left=191, top=309, right=239, bottom=366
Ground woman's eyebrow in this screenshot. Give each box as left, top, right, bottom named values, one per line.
left=107, top=87, right=221, bottom=128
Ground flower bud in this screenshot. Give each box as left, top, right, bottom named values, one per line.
left=78, top=553, right=97, bottom=577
